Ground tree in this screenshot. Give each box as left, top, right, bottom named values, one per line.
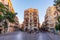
left=54, top=0, right=60, bottom=31
left=0, top=2, right=16, bottom=33
left=55, top=16, right=60, bottom=30
left=55, top=23, right=60, bottom=30
left=0, top=14, right=4, bottom=22
left=6, top=11, right=16, bottom=22
left=54, top=0, right=60, bottom=6
left=54, top=0, right=60, bottom=11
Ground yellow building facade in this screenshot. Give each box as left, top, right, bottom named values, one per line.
left=45, top=6, right=57, bottom=28
left=45, top=6, right=60, bottom=31
left=8, top=0, right=14, bottom=13
left=0, top=0, right=14, bottom=13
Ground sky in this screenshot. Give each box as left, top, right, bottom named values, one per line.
left=11, top=0, right=54, bottom=24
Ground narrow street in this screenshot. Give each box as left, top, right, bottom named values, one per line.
left=0, top=31, right=60, bottom=40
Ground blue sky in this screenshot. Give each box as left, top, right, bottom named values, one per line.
left=11, top=0, right=54, bottom=24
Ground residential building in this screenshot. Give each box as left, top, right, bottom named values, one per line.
left=7, top=16, right=20, bottom=32
left=24, top=8, right=39, bottom=30
left=45, top=6, right=60, bottom=31
left=0, top=0, right=20, bottom=33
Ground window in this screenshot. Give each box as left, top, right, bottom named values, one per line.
left=34, top=19, right=37, bottom=22
left=30, top=23, right=32, bottom=26
left=30, top=20, right=32, bottom=22
left=34, top=24, right=37, bottom=27
left=30, top=13, right=32, bottom=15
left=4, top=0, right=8, bottom=5
left=54, top=11, right=58, bottom=15
left=26, top=24, right=28, bottom=26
